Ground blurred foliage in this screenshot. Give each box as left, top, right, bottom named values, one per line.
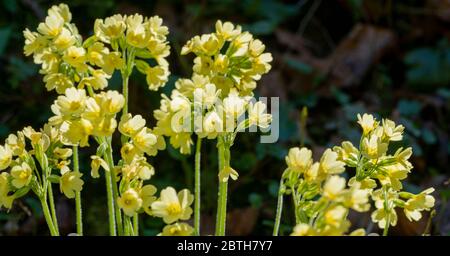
left=0, top=0, right=449, bottom=236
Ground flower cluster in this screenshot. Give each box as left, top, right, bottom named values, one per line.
left=0, top=125, right=83, bottom=210
left=95, top=13, right=170, bottom=90
left=49, top=88, right=124, bottom=147
left=333, top=114, right=435, bottom=230
left=24, top=4, right=118, bottom=94
left=283, top=113, right=435, bottom=236
left=154, top=21, right=273, bottom=162
left=181, top=21, right=272, bottom=96
left=284, top=147, right=368, bottom=236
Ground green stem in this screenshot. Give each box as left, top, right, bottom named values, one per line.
left=47, top=183, right=59, bottom=235
left=133, top=214, right=139, bottom=236
left=73, top=146, right=83, bottom=235
left=105, top=137, right=123, bottom=236
left=102, top=140, right=117, bottom=236
left=194, top=137, right=202, bottom=236
left=124, top=215, right=134, bottom=236
left=273, top=179, right=284, bottom=236
left=215, top=138, right=229, bottom=236
left=40, top=198, right=58, bottom=236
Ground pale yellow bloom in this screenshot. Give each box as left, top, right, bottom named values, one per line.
left=404, top=188, right=435, bottom=221
left=53, top=28, right=75, bottom=50
left=90, top=155, right=109, bottom=178
left=145, top=65, right=170, bottom=91
left=382, top=119, right=404, bottom=141
left=78, top=70, right=110, bottom=90
left=94, top=14, right=126, bottom=43
left=117, top=188, right=143, bottom=216
left=126, top=14, right=149, bottom=48
left=119, top=114, right=146, bottom=137
left=10, top=162, right=33, bottom=189
left=159, top=222, right=194, bottom=236
left=323, top=175, right=346, bottom=200
left=44, top=73, right=74, bottom=94
left=0, top=145, right=12, bottom=171
left=324, top=205, right=348, bottom=228
left=248, top=101, right=271, bottom=129
left=55, top=87, right=87, bottom=116
left=53, top=147, right=72, bottom=159
left=140, top=184, right=157, bottom=215
left=63, top=46, right=87, bottom=72
left=0, top=172, right=14, bottom=209
left=60, top=171, right=84, bottom=199
left=357, top=113, right=377, bottom=135
left=215, top=20, right=241, bottom=40
left=37, top=8, right=65, bottom=37
left=285, top=147, right=313, bottom=173
left=319, top=149, right=345, bottom=175
left=132, top=128, right=158, bottom=155
left=290, top=223, right=316, bottom=236
left=151, top=187, right=194, bottom=224
left=361, top=134, right=388, bottom=159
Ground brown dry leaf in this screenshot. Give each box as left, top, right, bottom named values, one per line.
left=325, top=24, right=396, bottom=88
left=226, top=207, right=259, bottom=236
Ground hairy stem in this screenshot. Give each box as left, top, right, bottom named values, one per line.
left=73, top=146, right=83, bottom=235
left=47, top=183, right=59, bottom=235
left=215, top=138, right=229, bottom=236
left=194, top=136, right=202, bottom=236
left=40, top=197, right=58, bottom=236
left=106, top=137, right=123, bottom=235
left=103, top=139, right=117, bottom=236
left=273, top=179, right=284, bottom=236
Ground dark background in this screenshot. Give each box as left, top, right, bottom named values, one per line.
left=0, top=0, right=449, bottom=236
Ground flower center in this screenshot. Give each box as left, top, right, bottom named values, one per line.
left=166, top=203, right=182, bottom=215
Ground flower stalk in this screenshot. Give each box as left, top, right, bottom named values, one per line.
left=194, top=136, right=202, bottom=236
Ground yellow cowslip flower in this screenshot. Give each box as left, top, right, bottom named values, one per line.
left=348, top=177, right=377, bottom=190
left=120, top=143, right=140, bottom=164
left=90, top=155, right=110, bottom=178
left=193, top=56, right=214, bottom=75
left=87, top=42, right=108, bottom=67
left=393, top=147, right=413, bottom=168
left=218, top=166, right=239, bottom=182
left=146, top=16, right=169, bottom=39
left=201, top=111, right=223, bottom=139
left=175, top=74, right=210, bottom=98
left=96, top=90, right=124, bottom=115
left=151, top=187, right=193, bottom=224
left=193, top=83, right=220, bottom=109
left=0, top=145, right=12, bottom=171
left=285, top=147, right=313, bottom=173
left=60, top=171, right=84, bottom=199
left=193, top=34, right=222, bottom=56
left=137, top=164, right=155, bottom=180
left=119, top=114, right=146, bottom=137
left=117, top=188, right=143, bottom=217
left=248, top=101, right=272, bottom=129
left=78, top=70, right=110, bottom=90
left=159, top=222, right=194, bottom=236
left=10, top=162, right=33, bottom=189
left=145, top=65, right=170, bottom=91
left=324, top=205, right=348, bottom=228
left=361, top=134, right=388, bottom=159
left=55, top=87, right=87, bottom=116
left=342, top=185, right=371, bottom=212
left=378, top=163, right=410, bottom=191
left=60, top=119, right=93, bottom=147
left=94, top=14, right=126, bottom=43
left=63, top=46, right=88, bottom=72
left=140, top=184, right=157, bottom=215
left=44, top=73, right=73, bottom=94
left=371, top=188, right=398, bottom=229
left=53, top=147, right=72, bottom=159
left=323, top=175, right=346, bottom=200
left=290, top=223, right=316, bottom=236
left=126, top=14, right=149, bottom=48
left=304, top=162, right=320, bottom=183
left=23, top=29, right=48, bottom=56
left=357, top=113, right=377, bottom=135
left=319, top=149, right=345, bottom=175
left=37, top=48, right=60, bottom=73
left=132, top=128, right=158, bottom=155
left=93, top=117, right=117, bottom=137
left=102, top=52, right=124, bottom=75
left=382, top=119, right=404, bottom=141
left=53, top=28, right=75, bottom=51
left=223, top=89, right=246, bottom=119
left=49, top=4, right=72, bottom=23
left=403, top=188, right=435, bottom=221
left=0, top=172, right=14, bottom=209
left=5, top=133, right=25, bottom=157
left=215, top=20, right=241, bottom=41
left=37, top=8, right=65, bottom=37
left=333, top=141, right=359, bottom=164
